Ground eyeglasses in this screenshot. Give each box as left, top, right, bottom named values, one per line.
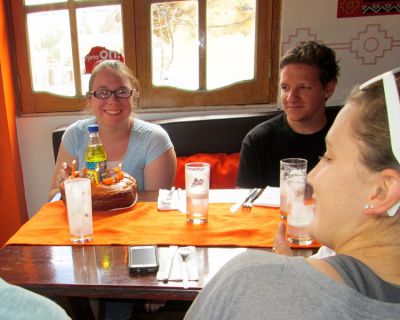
left=88, top=87, right=139, bottom=100
left=360, top=66, right=400, bottom=216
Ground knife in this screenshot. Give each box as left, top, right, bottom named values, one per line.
left=230, top=188, right=258, bottom=213
left=247, top=188, right=265, bottom=207
left=162, top=245, right=178, bottom=283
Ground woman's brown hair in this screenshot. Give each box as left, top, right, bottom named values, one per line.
left=349, top=85, right=399, bottom=172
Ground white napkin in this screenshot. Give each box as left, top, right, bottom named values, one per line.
left=253, top=186, right=280, bottom=207
left=157, top=188, right=185, bottom=211
left=209, top=189, right=250, bottom=203
left=156, top=246, right=198, bottom=281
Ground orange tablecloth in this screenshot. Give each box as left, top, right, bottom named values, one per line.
left=6, top=201, right=320, bottom=248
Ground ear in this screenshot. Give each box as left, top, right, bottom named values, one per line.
left=324, top=80, right=336, bottom=100
left=363, top=169, right=400, bottom=217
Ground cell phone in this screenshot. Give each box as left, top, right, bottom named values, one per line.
left=128, top=245, right=159, bottom=275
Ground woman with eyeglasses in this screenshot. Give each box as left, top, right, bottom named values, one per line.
left=49, top=60, right=177, bottom=199
left=184, top=69, right=400, bottom=319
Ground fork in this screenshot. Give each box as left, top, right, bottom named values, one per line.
left=230, top=188, right=257, bottom=213
left=242, top=188, right=263, bottom=211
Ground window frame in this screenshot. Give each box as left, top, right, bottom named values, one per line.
left=10, top=0, right=281, bottom=114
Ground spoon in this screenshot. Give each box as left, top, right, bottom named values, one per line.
left=177, top=247, right=191, bottom=289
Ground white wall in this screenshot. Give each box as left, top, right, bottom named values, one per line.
left=17, top=0, right=400, bottom=217
left=17, top=114, right=83, bottom=218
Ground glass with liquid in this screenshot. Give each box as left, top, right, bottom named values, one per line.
left=279, top=158, right=307, bottom=219
left=64, top=178, right=93, bottom=243
left=286, top=177, right=314, bottom=245
left=185, top=162, right=210, bottom=224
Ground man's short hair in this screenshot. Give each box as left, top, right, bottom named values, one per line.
left=279, top=41, right=340, bottom=87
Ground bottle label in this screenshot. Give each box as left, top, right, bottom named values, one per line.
left=86, top=160, right=107, bottom=183
left=86, top=170, right=100, bottom=184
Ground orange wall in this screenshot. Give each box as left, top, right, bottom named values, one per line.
left=0, top=0, right=28, bottom=246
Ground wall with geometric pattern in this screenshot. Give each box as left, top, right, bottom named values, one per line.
left=280, top=0, right=400, bottom=106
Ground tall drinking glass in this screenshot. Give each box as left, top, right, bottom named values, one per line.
left=185, top=162, right=210, bottom=224
left=279, top=158, right=307, bottom=219
left=286, top=176, right=314, bottom=245
left=64, top=178, right=93, bottom=243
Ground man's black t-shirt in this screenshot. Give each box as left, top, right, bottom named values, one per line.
left=236, top=112, right=336, bottom=188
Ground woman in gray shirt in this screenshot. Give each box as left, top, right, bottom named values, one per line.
left=185, top=69, right=400, bottom=319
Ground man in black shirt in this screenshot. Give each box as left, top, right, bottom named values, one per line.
left=237, top=41, right=340, bottom=187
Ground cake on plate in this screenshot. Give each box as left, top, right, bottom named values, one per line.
left=61, top=166, right=137, bottom=211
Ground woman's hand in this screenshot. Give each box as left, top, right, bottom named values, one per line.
left=49, top=162, right=73, bottom=201
left=56, top=162, right=72, bottom=187
left=49, top=143, right=77, bottom=201
left=273, top=222, right=293, bottom=256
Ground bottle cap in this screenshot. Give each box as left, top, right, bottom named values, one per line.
left=88, top=124, right=99, bottom=133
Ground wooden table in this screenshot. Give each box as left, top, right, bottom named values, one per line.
left=0, top=191, right=315, bottom=302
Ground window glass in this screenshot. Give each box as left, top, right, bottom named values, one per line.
left=11, top=0, right=279, bottom=113
left=25, top=0, right=65, bottom=5
left=206, top=0, right=256, bottom=90
left=27, top=10, right=74, bottom=96
left=150, top=0, right=257, bottom=92
left=76, top=5, right=123, bottom=93
left=151, top=1, right=199, bottom=90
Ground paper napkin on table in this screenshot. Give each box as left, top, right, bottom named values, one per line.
left=156, top=246, right=198, bottom=281
left=209, top=189, right=250, bottom=203
left=253, top=186, right=280, bottom=207
left=157, top=189, right=185, bottom=211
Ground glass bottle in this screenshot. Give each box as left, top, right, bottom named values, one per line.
left=84, top=124, right=107, bottom=183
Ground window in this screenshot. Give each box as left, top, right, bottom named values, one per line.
left=10, top=0, right=280, bottom=114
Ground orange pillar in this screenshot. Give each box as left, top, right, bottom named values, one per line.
left=0, top=0, right=28, bottom=246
